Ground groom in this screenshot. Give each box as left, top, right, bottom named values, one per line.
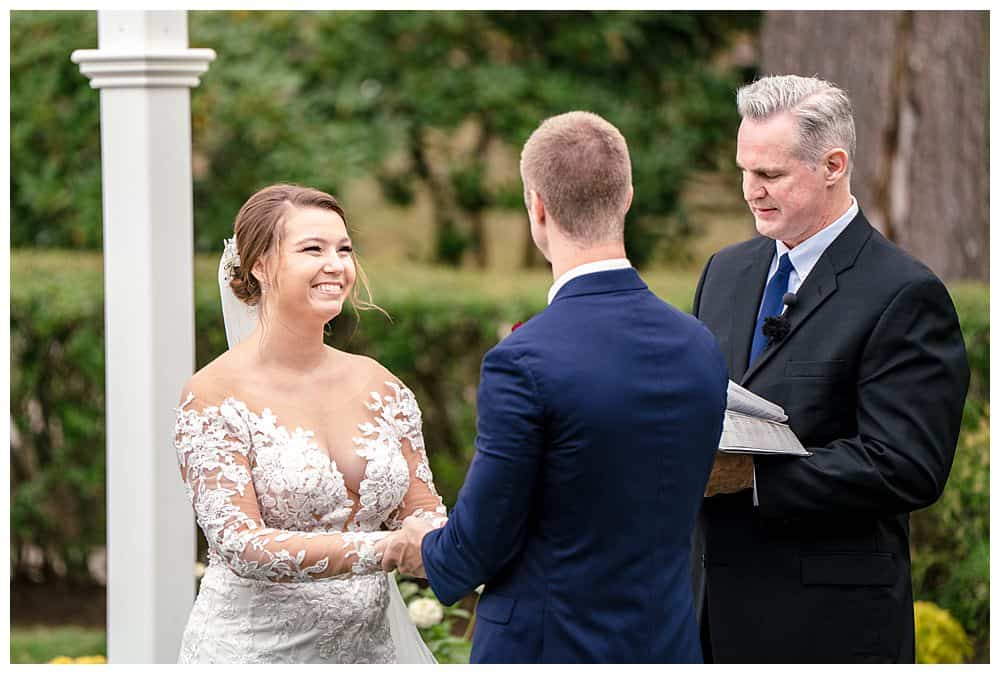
left=379, top=111, right=728, bottom=663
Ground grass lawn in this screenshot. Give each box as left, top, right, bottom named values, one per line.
left=10, top=626, right=107, bottom=664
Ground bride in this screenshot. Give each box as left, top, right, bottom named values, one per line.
left=172, top=184, right=445, bottom=663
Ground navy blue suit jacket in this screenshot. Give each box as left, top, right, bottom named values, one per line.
left=421, top=268, right=728, bottom=663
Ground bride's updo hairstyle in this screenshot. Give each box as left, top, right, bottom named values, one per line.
left=229, top=183, right=383, bottom=320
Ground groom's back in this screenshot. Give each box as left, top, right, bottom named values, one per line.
left=478, top=268, right=727, bottom=662
left=421, top=111, right=728, bottom=663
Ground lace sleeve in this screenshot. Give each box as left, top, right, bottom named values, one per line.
left=371, top=382, right=448, bottom=530
left=174, top=393, right=390, bottom=582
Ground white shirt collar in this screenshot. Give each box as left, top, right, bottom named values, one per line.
left=547, top=258, right=632, bottom=305
left=775, top=196, right=858, bottom=281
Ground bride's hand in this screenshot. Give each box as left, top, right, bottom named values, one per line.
left=374, top=532, right=402, bottom=572
left=379, top=516, right=434, bottom=577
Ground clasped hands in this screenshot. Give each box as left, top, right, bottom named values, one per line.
left=378, top=452, right=750, bottom=573
left=375, top=515, right=443, bottom=578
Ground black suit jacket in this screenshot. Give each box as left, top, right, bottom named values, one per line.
left=691, top=211, right=969, bottom=663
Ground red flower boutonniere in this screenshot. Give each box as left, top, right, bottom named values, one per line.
left=511, top=320, right=524, bottom=332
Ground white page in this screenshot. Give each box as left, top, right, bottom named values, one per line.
left=726, top=380, right=788, bottom=422
left=719, top=410, right=809, bottom=456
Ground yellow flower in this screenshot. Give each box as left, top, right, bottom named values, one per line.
left=914, top=600, right=973, bottom=664
left=48, top=655, right=106, bottom=664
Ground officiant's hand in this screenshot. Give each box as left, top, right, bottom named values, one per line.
left=705, top=452, right=754, bottom=497
left=378, top=515, right=435, bottom=577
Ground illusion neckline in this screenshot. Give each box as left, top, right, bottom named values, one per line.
left=177, top=383, right=414, bottom=513
left=181, top=392, right=348, bottom=469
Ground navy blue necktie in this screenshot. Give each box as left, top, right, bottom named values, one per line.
left=749, top=253, right=794, bottom=365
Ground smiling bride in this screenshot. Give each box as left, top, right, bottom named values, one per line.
left=172, top=184, right=445, bottom=663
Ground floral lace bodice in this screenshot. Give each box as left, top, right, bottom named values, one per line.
left=173, top=379, right=447, bottom=583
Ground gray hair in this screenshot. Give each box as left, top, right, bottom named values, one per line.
left=737, top=75, right=856, bottom=176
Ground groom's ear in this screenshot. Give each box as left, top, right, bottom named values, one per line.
left=528, top=190, right=547, bottom=224
left=625, top=184, right=634, bottom=214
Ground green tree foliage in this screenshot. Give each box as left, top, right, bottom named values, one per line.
left=11, top=12, right=101, bottom=248
left=911, top=407, right=990, bottom=662
left=12, top=10, right=758, bottom=265
left=908, top=283, right=990, bottom=662
left=294, top=11, right=759, bottom=267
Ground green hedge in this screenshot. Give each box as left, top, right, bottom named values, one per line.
left=11, top=250, right=989, bottom=659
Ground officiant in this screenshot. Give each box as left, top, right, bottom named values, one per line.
left=690, top=75, right=969, bottom=663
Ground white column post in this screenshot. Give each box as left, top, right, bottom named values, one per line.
left=71, top=12, right=214, bottom=664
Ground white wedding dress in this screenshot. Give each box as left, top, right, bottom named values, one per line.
left=170, top=242, right=443, bottom=663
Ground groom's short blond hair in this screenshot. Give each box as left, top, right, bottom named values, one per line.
left=520, top=111, right=632, bottom=243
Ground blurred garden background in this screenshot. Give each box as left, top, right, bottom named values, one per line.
left=10, top=9, right=988, bottom=664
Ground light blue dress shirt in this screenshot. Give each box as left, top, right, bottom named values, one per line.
left=760, top=197, right=859, bottom=307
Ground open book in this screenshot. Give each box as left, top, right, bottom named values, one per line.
left=720, top=381, right=811, bottom=456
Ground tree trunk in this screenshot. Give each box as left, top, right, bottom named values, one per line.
left=468, top=209, right=488, bottom=268
left=760, top=10, right=987, bottom=281
left=467, top=121, right=493, bottom=269
left=408, top=123, right=464, bottom=266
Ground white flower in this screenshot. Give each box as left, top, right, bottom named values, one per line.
left=408, top=597, right=444, bottom=628
left=194, top=562, right=207, bottom=579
